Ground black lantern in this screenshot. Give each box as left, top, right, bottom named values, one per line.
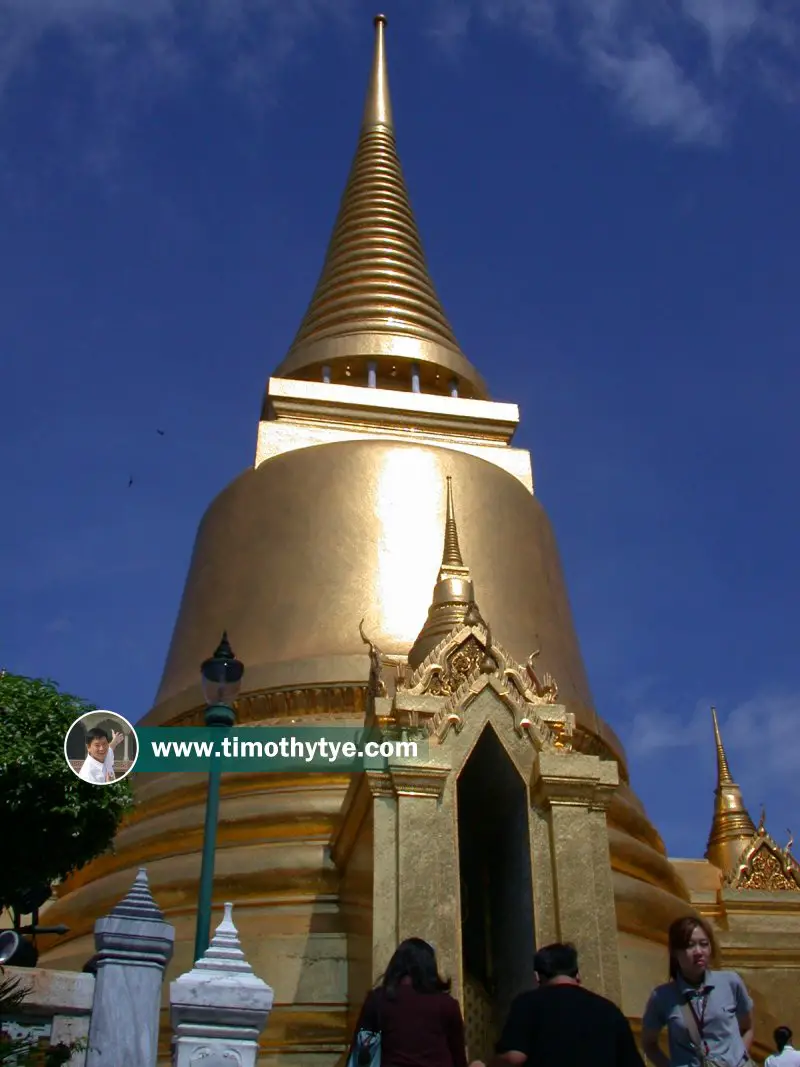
left=200, top=632, right=244, bottom=708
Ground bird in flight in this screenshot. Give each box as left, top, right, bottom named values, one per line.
left=156, top=429, right=164, bottom=436
left=128, top=476, right=133, bottom=488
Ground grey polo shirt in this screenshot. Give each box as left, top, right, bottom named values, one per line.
left=642, top=970, right=753, bottom=1067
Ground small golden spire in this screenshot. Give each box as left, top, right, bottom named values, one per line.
left=711, top=705, right=734, bottom=785
left=407, top=478, right=475, bottom=669
left=705, top=706, right=758, bottom=875
left=441, top=477, right=469, bottom=577
left=273, top=15, right=487, bottom=399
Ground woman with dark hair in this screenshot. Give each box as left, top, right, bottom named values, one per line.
left=765, top=1027, right=800, bottom=1067
left=349, top=938, right=468, bottom=1067
left=641, top=916, right=755, bottom=1067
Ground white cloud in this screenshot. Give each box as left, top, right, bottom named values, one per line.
left=626, top=684, right=800, bottom=800
left=683, top=0, right=760, bottom=72
left=586, top=37, right=723, bottom=144
left=723, top=691, right=800, bottom=785
left=427, top=2, right=474, bottom=59
left=0, top=0, right=350, bottom=110
left=431, top=0, right=800, bottom=144
left=0, top=0, right=353, bottom=178
left=3, top=0, right=792, bottom=153
left=626, top=695, right=711, bottom=760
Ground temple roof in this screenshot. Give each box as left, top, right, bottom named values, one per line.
left=723, top=817, right=800, bottom=892
left=272, top=15, right=488, bottom=400
left=705, top=706, right=800, bottom=891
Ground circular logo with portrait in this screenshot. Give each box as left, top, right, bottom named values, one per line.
left=64, top=711, right=139, bottom=785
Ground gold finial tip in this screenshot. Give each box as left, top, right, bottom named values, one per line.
left=362, top=9, right=393, bottom=131
left=441, top=476, right=467, bottom=572
left=710, top=704, right=735, bottom=788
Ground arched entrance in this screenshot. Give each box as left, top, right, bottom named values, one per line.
left=457, top=724, right=536, bottom=1061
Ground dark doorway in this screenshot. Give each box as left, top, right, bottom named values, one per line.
left=457, top=724, right=536, bottom=1061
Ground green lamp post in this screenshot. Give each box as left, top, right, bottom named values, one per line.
left=193, top=631, right=244, bottom=962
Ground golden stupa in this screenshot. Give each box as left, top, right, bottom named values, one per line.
left=40, top=14, right=800, bottom=1064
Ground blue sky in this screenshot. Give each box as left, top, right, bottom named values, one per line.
left=1, top=0, right=798, bottom=861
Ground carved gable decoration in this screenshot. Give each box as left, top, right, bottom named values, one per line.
left=427, top=635, right=485, bottom=696
left=725, top=831, right=800, bottom=892
left=394, top=608, right=572, bottom=751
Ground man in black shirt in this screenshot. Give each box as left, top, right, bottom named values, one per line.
left=489, top=943, right=645, bottom=1067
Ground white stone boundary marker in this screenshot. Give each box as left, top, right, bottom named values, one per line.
left=170, top=903, right=274, bottom=1067
left=85, top=867, right=175, bottom=1067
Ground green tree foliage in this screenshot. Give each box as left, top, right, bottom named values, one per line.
left=0, top=673, right=134, bottom=913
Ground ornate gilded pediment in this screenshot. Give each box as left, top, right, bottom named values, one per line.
left=403, top=605, right=557, bottom=703
left=377, top=605, right=571, bottom=750
left=724, top=824, right=800, bottom=892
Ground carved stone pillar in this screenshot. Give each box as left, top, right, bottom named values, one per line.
left=170, top=902, right=274, bottom=1067
left=391, top=763, right=454, bottom=966
left=85, top=868, right=175, bottom=1067
left=334, top=759, right=456, bottom=989
left=531, top=750, right=622, bottom=1004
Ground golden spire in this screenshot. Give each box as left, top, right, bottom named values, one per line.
left=441, top=476, right=469, bottom=576
left=705, top=706, right=758, bottom=874
left=273, top=15, right=488, bottom=400
left=363, top=13, right=393, bottom=129
left=712, top=704, right=734, bottom=785
left=407, top=478, right=475, bottom=669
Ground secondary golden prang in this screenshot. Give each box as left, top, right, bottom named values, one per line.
left=37, top=13, right=800, bottom=1065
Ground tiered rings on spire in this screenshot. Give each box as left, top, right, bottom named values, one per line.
left=273, top=15, right=488, bottom=399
